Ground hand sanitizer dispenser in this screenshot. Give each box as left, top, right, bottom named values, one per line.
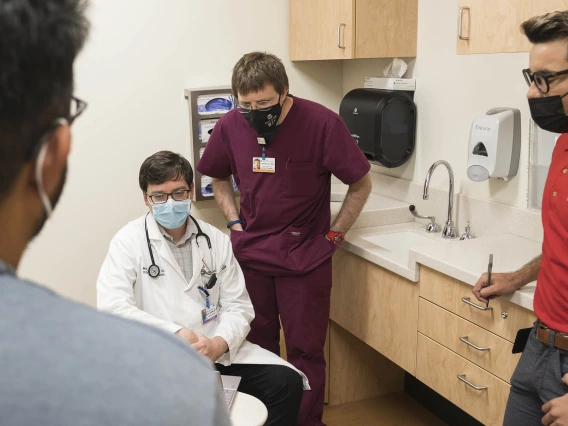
left=467, top=108, right=521, bottom=182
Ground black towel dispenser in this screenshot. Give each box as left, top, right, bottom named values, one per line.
left=339, top=88, right=416, bottom=168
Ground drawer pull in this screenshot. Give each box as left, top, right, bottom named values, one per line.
left=458, top=7, right=470, bottom=41
left=337, top=23, right=346, bottom=48
left=461, top=297, right=493, bottom=311
left=457, top=373, right=488, bottom=390
left=459, top=335, right=490, bottom=351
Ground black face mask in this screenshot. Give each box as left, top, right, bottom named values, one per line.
left=244, top=97, right=283, bottom=137
left=528, top=92, right=568, bottom=134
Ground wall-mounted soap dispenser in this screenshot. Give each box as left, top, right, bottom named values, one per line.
left=467, top=108, right=521, bottom=182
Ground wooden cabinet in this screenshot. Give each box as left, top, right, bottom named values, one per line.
left=420, top=267, right=536, bottom=342
left=290, top=0, right=418, bottom=61
left=327, top=321, right=405, bottom=406
left=330, top=248, right=419, bottom=374
left=417, top=266, right=537, bottom=423
left=418, top=298, right=521, bottom=383
left=416, top=333, right=511, bottom=426
left=457, top=0, right=568, bottom=55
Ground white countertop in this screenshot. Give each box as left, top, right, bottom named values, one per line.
left=411, top=233, right=540, bottom=311
left=339, top=215, right=541, bottom=312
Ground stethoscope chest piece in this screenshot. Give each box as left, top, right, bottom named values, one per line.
left=148, top=264, right=160, bottom=278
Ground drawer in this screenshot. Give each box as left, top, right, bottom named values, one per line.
left=418, top=298, right=521, bottom=383
left=416, top=333, right=510, bottom=426
left=420, top=266, right=536, bottom=342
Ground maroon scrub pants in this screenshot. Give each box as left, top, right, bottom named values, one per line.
left=242, top=258, right=332, bottom=426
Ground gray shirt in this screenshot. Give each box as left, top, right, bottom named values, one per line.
left=159, top=219, right=196, bottom=283
left=0, top=260, right=230, bottom=426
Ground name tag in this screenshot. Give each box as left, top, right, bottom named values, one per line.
left=201, top=303, right=218, bottom=324
left=253, top=157, right=276, bottom=173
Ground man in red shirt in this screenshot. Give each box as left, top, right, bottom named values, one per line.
left=472, top=11, right=568, bottom=426
left=197, top=52, right=372, bottom=426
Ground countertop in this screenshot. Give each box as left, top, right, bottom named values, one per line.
left=332, top=190, right=542, bottom=312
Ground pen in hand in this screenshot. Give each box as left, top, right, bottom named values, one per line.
left=486, top=254, right=493, bottom=308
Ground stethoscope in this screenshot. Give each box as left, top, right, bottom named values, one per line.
left=144, top=213, right=214, bottom=279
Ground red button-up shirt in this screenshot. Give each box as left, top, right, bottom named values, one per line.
left=534, top=133, right=568, bottom=333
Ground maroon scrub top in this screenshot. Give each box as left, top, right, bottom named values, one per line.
left=197, top=96, right=370, bottom=275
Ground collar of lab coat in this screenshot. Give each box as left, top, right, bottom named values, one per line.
left=146, top=214, right=205, bottom=290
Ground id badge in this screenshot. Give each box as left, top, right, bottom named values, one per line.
left=201, top=303, right=218, bottom=324
left=253, top=157, right=276, bottom=173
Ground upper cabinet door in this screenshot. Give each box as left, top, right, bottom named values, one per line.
left=457, top=0, right=531, bottom=55
left=355, top=0, right=418, bottom=59
left=530, top=0, right=568, bottom=18
left=290, top=0, right=355, bottom=60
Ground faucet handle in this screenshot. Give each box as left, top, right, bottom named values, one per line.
left=460, top=221, right=474, bottom=240
left=409, top=205, right=440, bottom=233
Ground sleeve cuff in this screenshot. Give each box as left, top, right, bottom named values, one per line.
left=214, top=329, right=242, bottom=365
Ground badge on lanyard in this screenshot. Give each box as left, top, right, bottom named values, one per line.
left=198, top=286, right=218, bottom=324
left=253, top=156, right=275, bottom=173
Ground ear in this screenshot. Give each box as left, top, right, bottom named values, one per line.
left=143, top=191, right=151, bottom=208
left=189, top=182, right=195, bottom=200
left=32, top=124, right=71, bottom=193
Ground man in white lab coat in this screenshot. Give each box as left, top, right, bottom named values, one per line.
left=97, top=151, right=305, bottom=426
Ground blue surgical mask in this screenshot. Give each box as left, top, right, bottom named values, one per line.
left=152, top=199, right=191, bottom=229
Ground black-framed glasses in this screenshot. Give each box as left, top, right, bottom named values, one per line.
left=25, top=96, right=88, bottom=160
left=237, top=94, right=279, bottom=114
left=147, top=190, right=191, bottom=204
left=523, top=68, right=568, bottom=94
left=69, top=96, right=88, bottom=125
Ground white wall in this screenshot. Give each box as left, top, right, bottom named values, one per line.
left=343, top=0, right=532, bottom=209
left=18, top=0, right=344, bottom=306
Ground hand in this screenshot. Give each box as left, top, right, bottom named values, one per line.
left=542, top=375, right=568, bottom=425
left=176, top=328, right=198, bottom=345
left=472, top=272, right=521, bottom=303
left=191, top=332, right=228, bottom=362
left=230, top=224, right=243, bottom=231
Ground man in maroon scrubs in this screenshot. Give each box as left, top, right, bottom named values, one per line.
left=197, top=52, right=372, bottom=426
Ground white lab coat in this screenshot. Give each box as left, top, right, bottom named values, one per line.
left=97, top=214, right=309, bottom=389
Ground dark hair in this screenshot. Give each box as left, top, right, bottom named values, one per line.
left=0, top=0, right=89, bottom=199
left=521, top=11, right=568, bottom=49
left=139, top=151, right=194, bottom=192
left=231, top=52, right=289, bottom=98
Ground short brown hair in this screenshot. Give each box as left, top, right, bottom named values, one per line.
left=522, top=11, right=568, bottom=48
left=231, top=52, right=289, bottom=98
left=139, top=151, right=193, bottom=192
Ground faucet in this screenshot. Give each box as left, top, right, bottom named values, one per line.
left=423, top=160, right=457, bottom=239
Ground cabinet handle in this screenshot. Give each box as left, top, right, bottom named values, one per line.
left=457, top=373, right=488, bottom=390
left=461, top=297, right=493, bottom=311
left=458, top=7, right=470, bottom=41
left=337, top=23, right=346, bottom=48
left=459, top=335, right=490, bottom=351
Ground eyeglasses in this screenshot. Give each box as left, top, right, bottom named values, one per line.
left=236, top=94, right=279, bottom=114
left=523, top=68, right=568, bottom=94
left=68, top=96, right=88, bottom=125
left=26, top=96, right=88, bottom=160
left=147, top=190, right=191, bottom=204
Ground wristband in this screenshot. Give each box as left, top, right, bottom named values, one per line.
left=227, top=220, right=243, bottom=229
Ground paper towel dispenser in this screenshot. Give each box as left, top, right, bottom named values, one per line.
left=339, top=88, right=416, bottom=168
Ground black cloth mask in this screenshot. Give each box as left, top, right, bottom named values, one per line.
left=244, top=98, right=283, bottom=137
left=529, top=92, right=568, bottom=134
